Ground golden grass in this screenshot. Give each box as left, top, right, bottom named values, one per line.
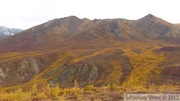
left=0, top=83, right=179, bottom=101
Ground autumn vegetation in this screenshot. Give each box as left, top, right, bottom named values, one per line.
left=0, top=82, right=179, bottom=101
left=0, top=15, right=180, bottom=100
left=0, top=44, right=179, bottom=100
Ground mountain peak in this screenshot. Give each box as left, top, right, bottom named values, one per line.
left=63, top=16, right=80, bottom=20
left=146, top=13, right=155, bottom=17
left=143, top=13, right=157, bottom=20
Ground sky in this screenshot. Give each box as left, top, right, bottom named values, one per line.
left=0, top=0, right=180, bottom=29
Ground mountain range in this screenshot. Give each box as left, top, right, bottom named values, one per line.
left=0, top=26, right=22, bottom=38
left=0, top=14, right=179, bottom=89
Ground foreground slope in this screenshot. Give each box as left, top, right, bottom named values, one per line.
left=0, top=14, right=179, bottom=90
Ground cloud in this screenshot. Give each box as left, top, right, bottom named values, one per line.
left=0, top=0, right=180, bottom=29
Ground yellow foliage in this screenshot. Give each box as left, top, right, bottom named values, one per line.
left=85, top=84, right=97, bottom=92
left=122, top=48, right=165, bottom=88
left=0, top=83, right=179, bottom=100
left=52, top=84, right=60, bottom=97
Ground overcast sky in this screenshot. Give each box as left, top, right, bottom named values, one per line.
left=0, top=0, right=180, bottom=29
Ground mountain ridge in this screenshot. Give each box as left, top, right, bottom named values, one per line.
left=1, top=14, right=180, bottom=52
left=0, top=14, right=179, bottom=89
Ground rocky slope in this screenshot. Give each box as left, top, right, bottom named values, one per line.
left=133, top=14, right=180, bottom=44
left=0, top=14, right=179, bottom=88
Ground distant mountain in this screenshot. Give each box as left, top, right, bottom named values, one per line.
left=0, top=26, right=22, bottom=38
left=0, top=14, right=179, bottom=89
